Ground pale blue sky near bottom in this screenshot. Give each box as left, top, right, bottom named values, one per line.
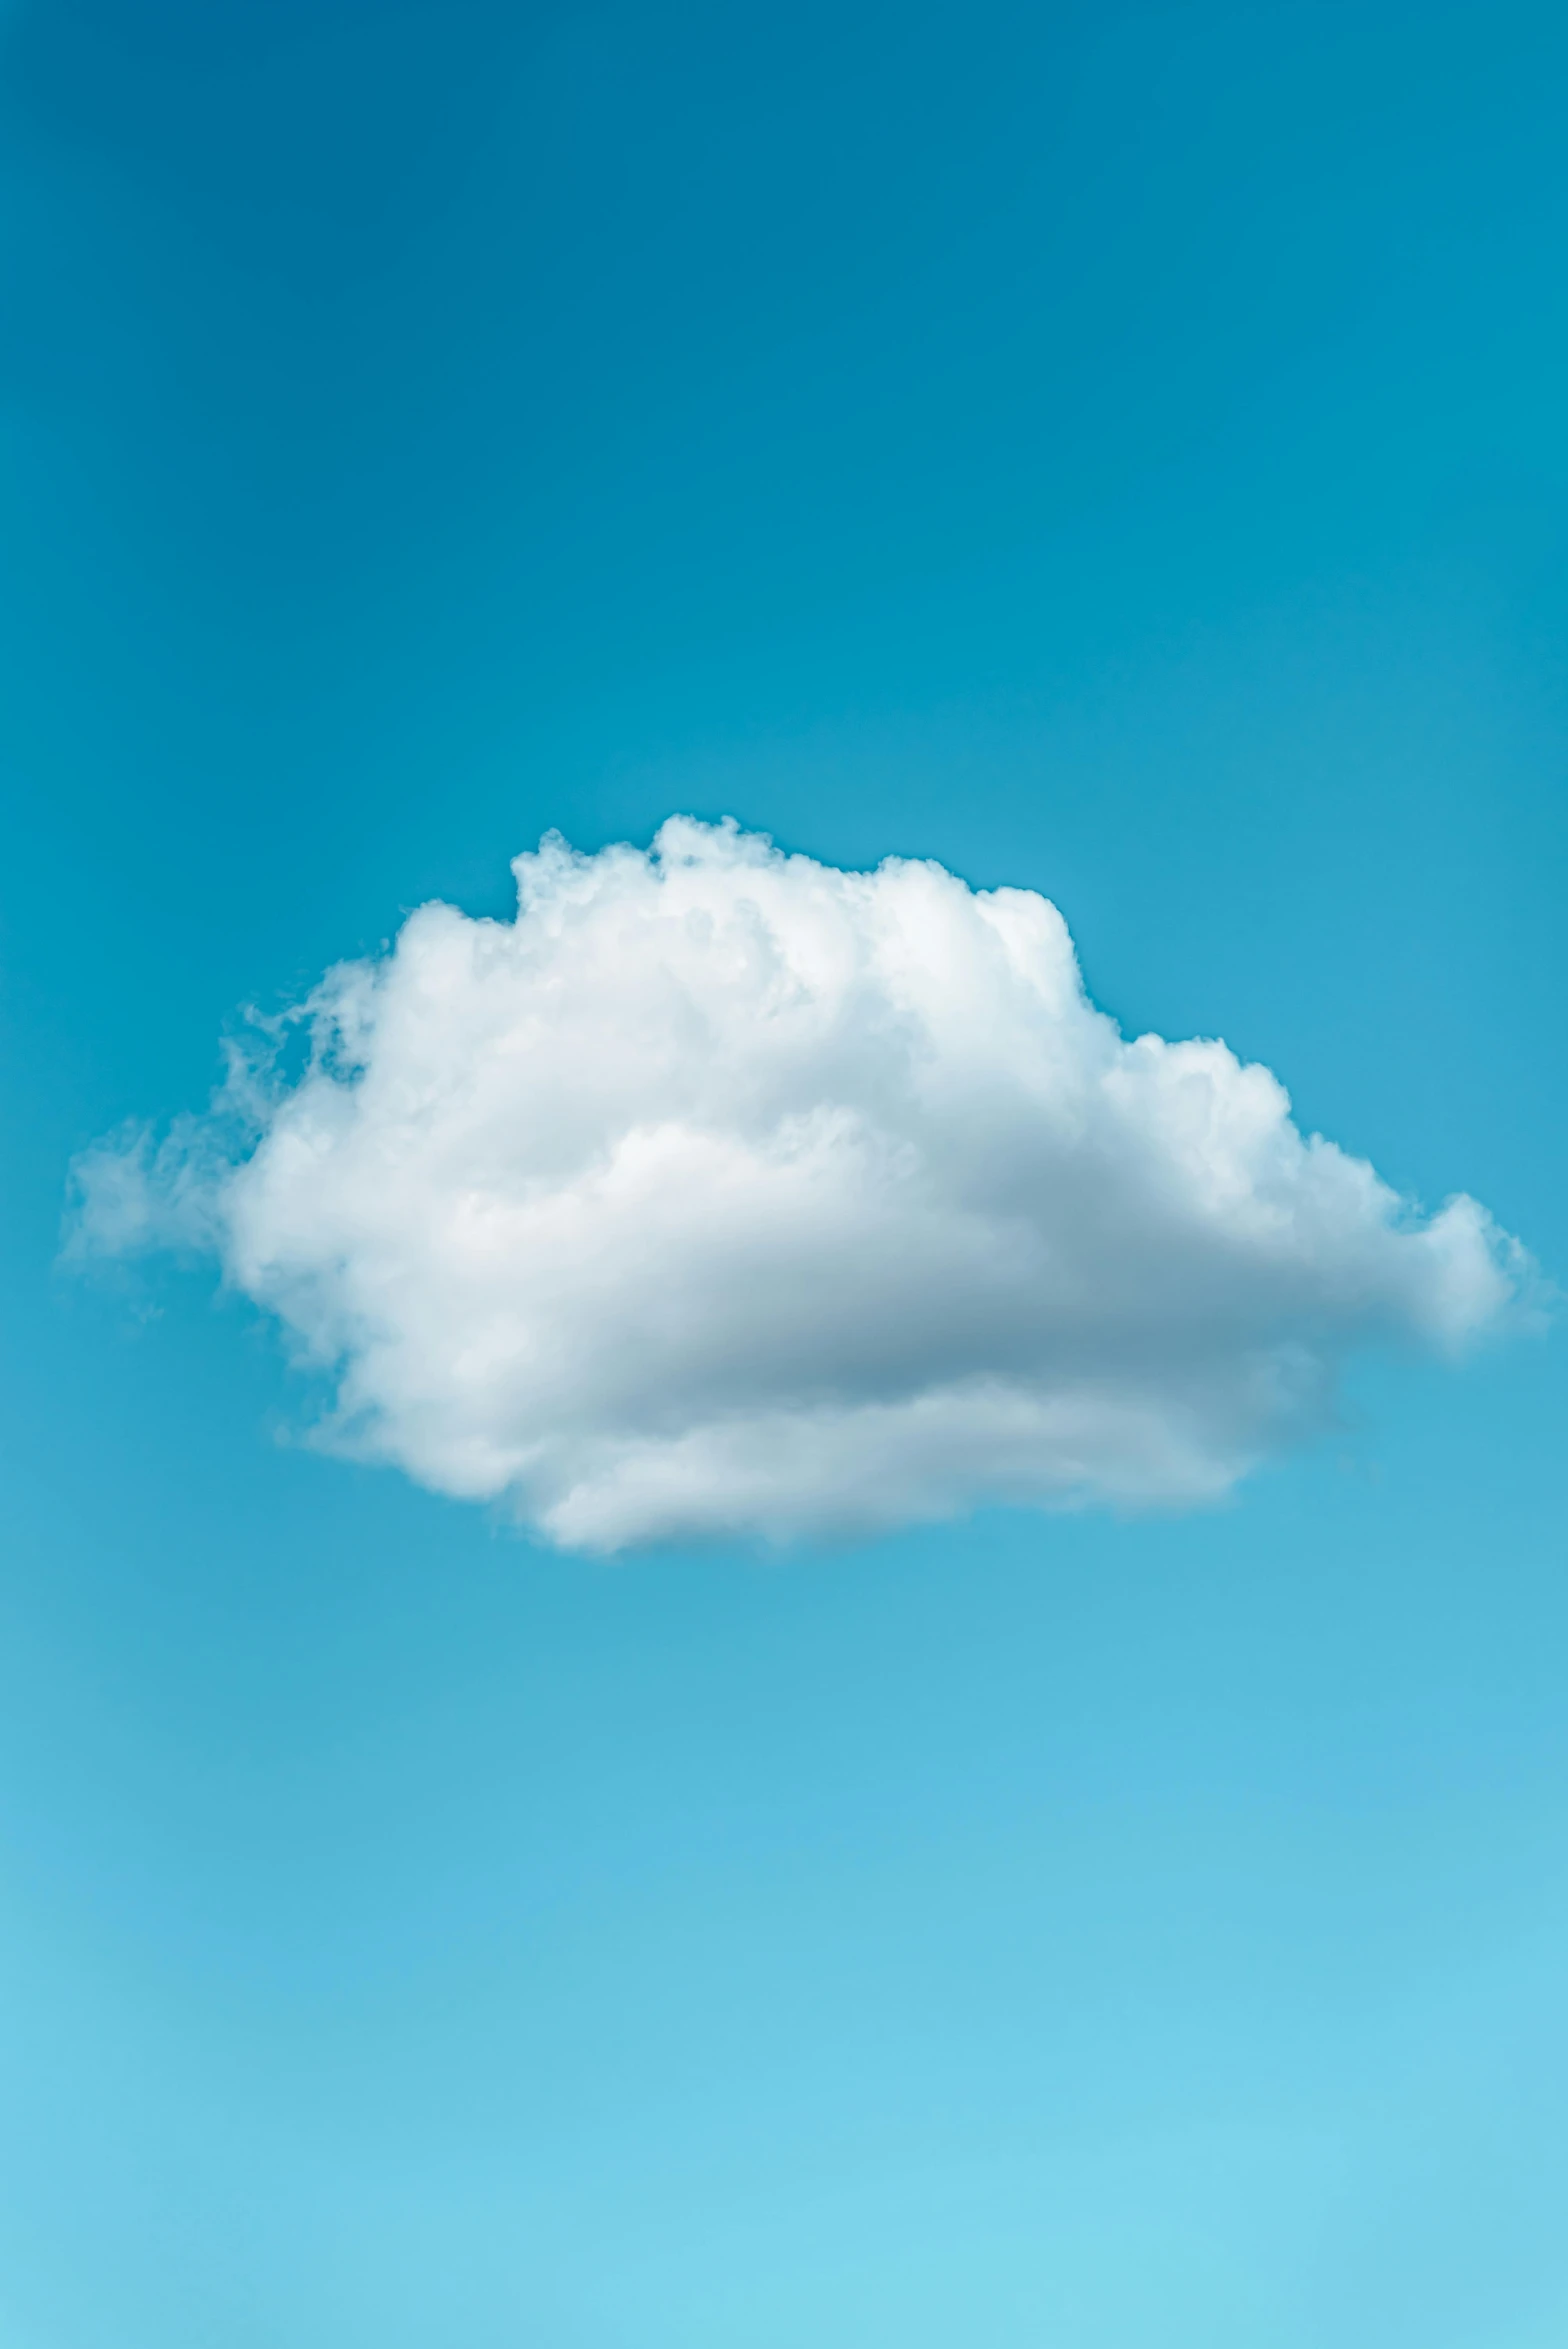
left=3, top=0, right=1568, bottom=2342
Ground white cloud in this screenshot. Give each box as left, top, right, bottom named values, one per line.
left=69, top=817, right=1526, bottom=1550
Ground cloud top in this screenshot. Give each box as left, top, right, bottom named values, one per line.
left=70, top=818, right=1524, bottom=1549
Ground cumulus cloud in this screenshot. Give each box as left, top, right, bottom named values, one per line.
left=69, top=817, right=1526, bottom=1550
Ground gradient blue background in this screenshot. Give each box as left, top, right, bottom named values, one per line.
left=3, top=2, right=1568, bottom=2341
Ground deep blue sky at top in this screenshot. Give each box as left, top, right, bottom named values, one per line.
left=2, top=3, right=1568, bottom=2346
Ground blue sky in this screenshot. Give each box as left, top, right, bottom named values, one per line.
left=3, top=1, right=1568, bottom=2341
